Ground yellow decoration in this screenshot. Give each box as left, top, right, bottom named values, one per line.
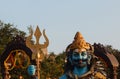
left=67, top=32, right=91, bottom=52
left=26, top=26, right=49, bottom=60
left=95, top=72, right=106, bottom=79
left=4, top=50, right=30, bottom=70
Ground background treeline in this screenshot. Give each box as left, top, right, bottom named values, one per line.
left=0, top=21, right=120, bottom=79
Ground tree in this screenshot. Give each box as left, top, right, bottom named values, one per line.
left=41, top=52, right=65, bottom=79
left=0, top=20, right=26, bottom=78
left=0, top=20, right=26, bottom=55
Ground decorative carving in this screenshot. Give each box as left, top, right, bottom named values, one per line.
left=26, top=26, right=49, bottom=60
left=93, top=43, right=119, bottom=78
left=0, top=35, right=33, bottom=79
left=60, top=32, right=108, bottom=79
left=4, top=50, right=30, bottom=70
left=66, top=32, right=93, bottom=53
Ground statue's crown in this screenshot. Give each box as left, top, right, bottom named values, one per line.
left=66, top=32, right=91, bottom=53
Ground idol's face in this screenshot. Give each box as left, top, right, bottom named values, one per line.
left=71, top=51, right=88, bottom=67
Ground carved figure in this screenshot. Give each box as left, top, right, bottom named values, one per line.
left=60, top=32, right=107, bottom=79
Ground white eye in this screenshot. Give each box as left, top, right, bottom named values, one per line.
left=82, top=55, right=87, bottom=59
left=81, top=52, right=88, bottom=59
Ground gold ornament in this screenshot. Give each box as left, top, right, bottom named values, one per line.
left=66, top=32, right=93, bottom=53
left=26, top=26, right=49, bottom=60
left=4, top=50, right=30, bottom=70
left=95, top=72, right=106, bottom=79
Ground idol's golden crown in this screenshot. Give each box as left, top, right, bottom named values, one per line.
left=66, top=32, right=91, bottom=52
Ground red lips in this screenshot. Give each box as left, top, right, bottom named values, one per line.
left=79, top=60, right=83, bottom=64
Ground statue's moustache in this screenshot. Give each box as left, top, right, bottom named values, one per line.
left=74, top=59, right=88, bottom=63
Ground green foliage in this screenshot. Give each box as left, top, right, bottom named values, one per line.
left=40, top=52, right=66, bottom=79
left=0, top=20, right=120, bottom=78
left=0, top=20, right=26, bottom=79
left=9, top=68, right=31, bottom=79
left=0, top=20, right=26, bottom=55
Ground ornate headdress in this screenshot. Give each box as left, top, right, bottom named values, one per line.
left=66, top=32, right=94, bottom=53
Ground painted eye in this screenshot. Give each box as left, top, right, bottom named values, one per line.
left=73, top=52, right=79, bottom=57
left=81, top=52, right=88, bottom=59
left=81, top=52, right=87, bottom=56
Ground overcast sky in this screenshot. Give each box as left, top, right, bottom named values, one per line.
left=0, top=0, right=120, bottom=54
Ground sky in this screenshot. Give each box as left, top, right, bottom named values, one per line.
left=0, top=0, right=120, bottom=54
